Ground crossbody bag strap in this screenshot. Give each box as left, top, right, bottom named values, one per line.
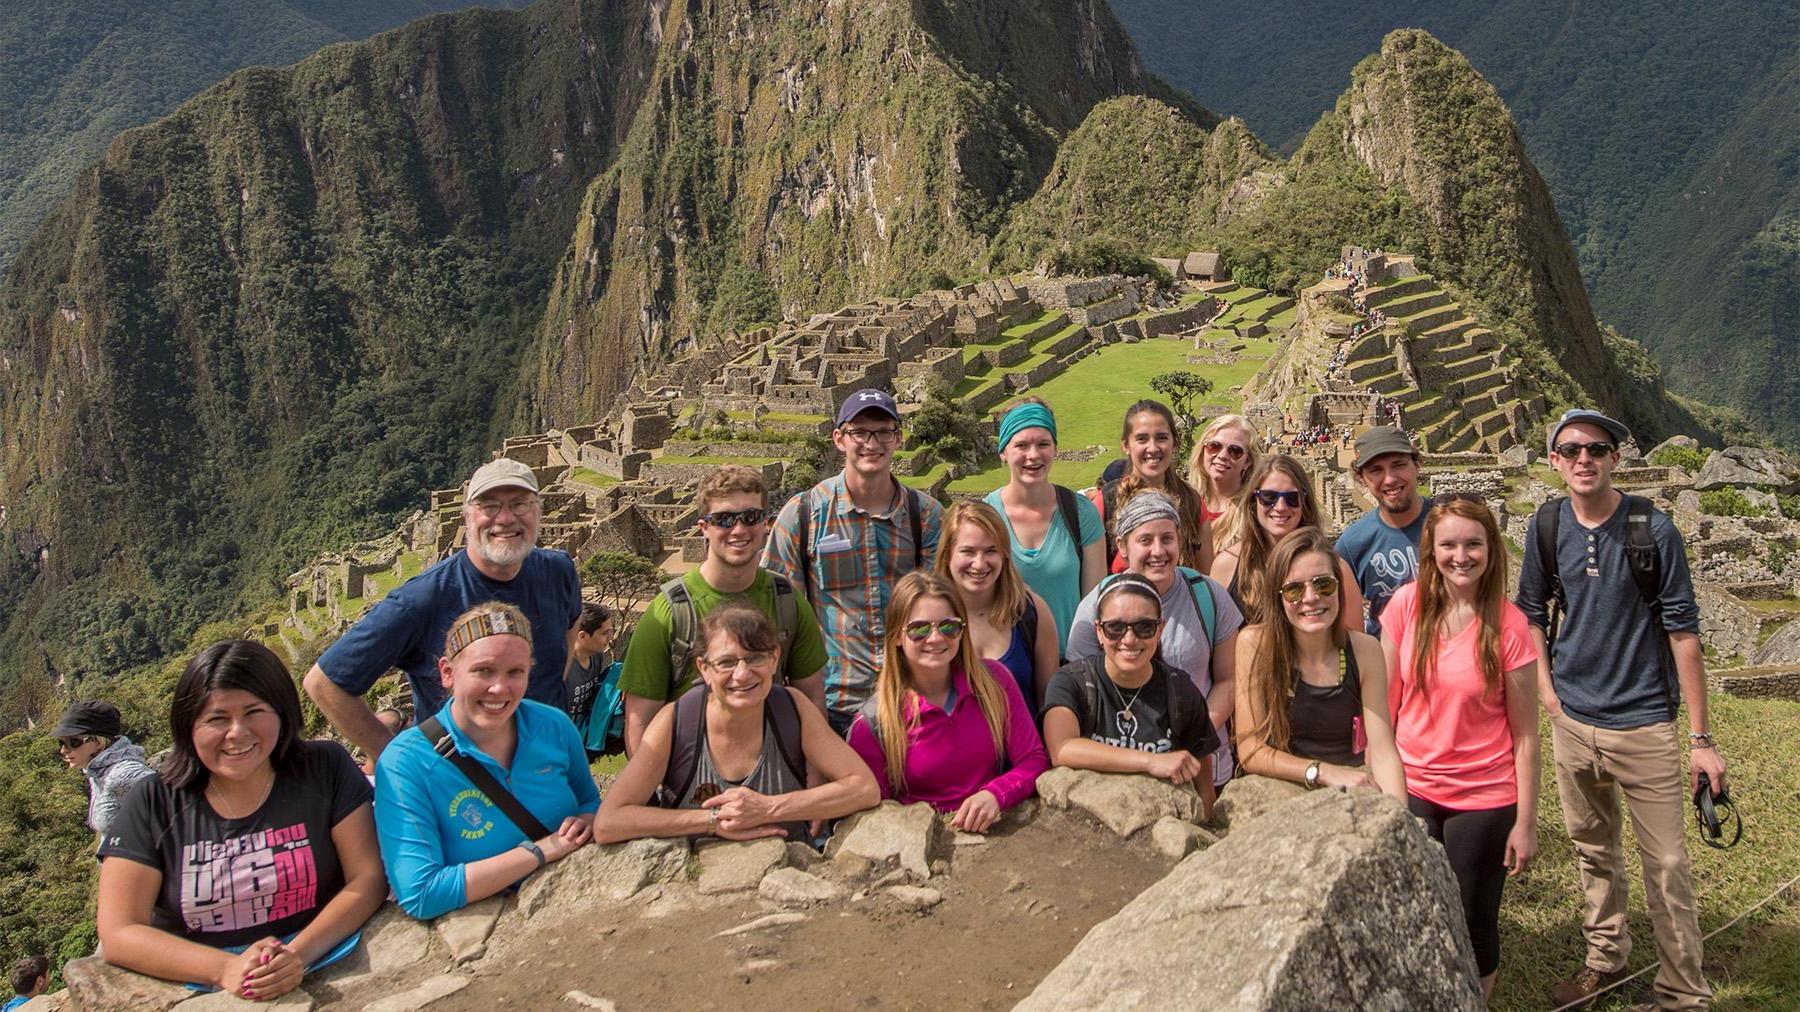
left=419, top=715, right=552, bottom=840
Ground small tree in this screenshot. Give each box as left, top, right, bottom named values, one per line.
left=909, top=378, right=993, bottom=469
left=1150, top=370, right=1214, bottom=462
left=579, top=551, right=664, bottom=640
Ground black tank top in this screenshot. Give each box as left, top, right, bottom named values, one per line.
left=1288, top=646, right=1364, bottom=767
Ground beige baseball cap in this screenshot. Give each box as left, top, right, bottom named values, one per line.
left=466, top=457, right=539, bottom=500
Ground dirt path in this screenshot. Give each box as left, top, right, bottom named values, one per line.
left=438, top=809, right=1169, bottom=1011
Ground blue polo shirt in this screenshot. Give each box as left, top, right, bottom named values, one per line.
left=374, top=699, right=600, bottom=920
left=318, top=548, right=582, bottom=714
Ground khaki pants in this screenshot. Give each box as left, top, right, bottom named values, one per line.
left=1550, top=711, right=1710, bottom=1010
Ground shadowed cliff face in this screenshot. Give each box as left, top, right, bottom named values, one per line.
left=530, top=0, right=1173, bottom=426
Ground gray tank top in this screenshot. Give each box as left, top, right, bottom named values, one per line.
left=677, top=717, right=809, bottom=839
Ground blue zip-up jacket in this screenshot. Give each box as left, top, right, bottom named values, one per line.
left=374, top=699, right=600, bottom=920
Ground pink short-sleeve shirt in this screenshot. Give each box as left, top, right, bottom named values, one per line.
left=1385, top=582, right=1538, bottom=808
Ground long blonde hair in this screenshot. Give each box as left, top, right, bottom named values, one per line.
left=1245, top=529, right=1346, bottom=753
left=1113, top=399, right=1208, bottom=566
left=1187, top=414, right=1261, bottom=548
left=1408, top=498, right=1509, bottom=702
left=872, top=571, right=1010, bottom=793
left=934, top=501, right=1028, bottom=626
left=1228, top=455, right=1324, bottom=623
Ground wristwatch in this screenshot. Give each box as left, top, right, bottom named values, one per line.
left=1304, top=761, right=1322, bottom=790
left=1689, top=732, right=1718, bottom=750
left=517, top=840, right=546, bottom=869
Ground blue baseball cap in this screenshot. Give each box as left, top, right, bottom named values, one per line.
left=835, top=388, right=900, bottom=427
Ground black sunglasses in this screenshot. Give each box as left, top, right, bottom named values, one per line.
left=1097, top=618, right=1160, bottom=641
left=56, top=735, right=91, bottom=750
left=700, top=507, right=769, bottom=530
left=1254, top=489, right=1303, bottom=509
left=1553, top=441, right=1616, bottom=460
left=1431, top=492, right=1486, bottom=507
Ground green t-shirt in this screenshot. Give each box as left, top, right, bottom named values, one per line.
left=618, top=568, right=829, bottom=701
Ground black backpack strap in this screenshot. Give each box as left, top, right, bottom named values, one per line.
left=1054, top=485, right=1083, bottom=555
left=1533, top=498, right=1564, bottom=645
left=1019, top=596, right=1039, bottom=661
left=1157, top=657, right=1192, bottom=747
left=1622, top=495, right=1662, bottom=608
left=770, top=572, right=801, bottom=657
left=418, top=715, right=551, bottom=840
left=1076, top=657, right=1102, bottom=733
left=765, top=685, right=807, bottom=785
left=904, top=484, right=925, bottom=570
left=794, top=489, right=816, bottom=607
left=661, top=576, right=698, bottom=690
left=1100, top=480, right=1120, bottom=564
left=658, top=684, right=709, bottom=806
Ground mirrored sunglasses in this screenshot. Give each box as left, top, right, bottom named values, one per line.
left=1278, top=574, right=1340, bottom=603
left=700, top=507, right=769, bottom=530
left=903, top=618, right=966, bottom=641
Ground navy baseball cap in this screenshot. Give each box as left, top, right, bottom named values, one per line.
left=835, top=388, right=900, bottom=427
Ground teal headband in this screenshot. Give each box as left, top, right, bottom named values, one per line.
left=998, top=402, right=1057, bottom=452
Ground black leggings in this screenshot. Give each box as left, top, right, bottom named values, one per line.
left=1407, top=794, right=1516, bottom=977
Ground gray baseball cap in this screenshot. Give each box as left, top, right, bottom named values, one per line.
left=1546, top=408, right=1630, bottom=454
left=1352, top=426, right=1418, bottom=472
left=467, top=457, right=540, bottom=500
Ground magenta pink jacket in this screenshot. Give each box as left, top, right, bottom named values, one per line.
left=846, top=660, right=1049, bottom=812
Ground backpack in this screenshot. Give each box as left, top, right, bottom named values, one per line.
left=661, top=573, right=800, bottom=690
left=795, top=477, right=925, bottom=605
left=1052, top=484, right=1084, bottom=556
left=579, top=660, right=626, bottom=758
left=658, top=682, right=806, bottom=806
left=1533, top=495, right=1675, bottom=710
left=1177, top=566, right=1221, bottom=649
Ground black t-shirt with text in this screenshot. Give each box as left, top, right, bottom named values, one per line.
left=98, top=741, right=372, bottom=948
left=1044, top=656, right=1220, bottom=758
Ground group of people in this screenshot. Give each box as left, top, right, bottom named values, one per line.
left=57, top=380, right=1725, bottom=1010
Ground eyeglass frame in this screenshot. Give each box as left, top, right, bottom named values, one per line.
left=1552, top=440, right=1617, bottom=461
left=470, top=494, right=539, bottom=519
left=1278, top=574, right=1341, bottom=603
left=1203, top=439, right=1248, bottom=461
left=902, top=618, right=966, bottom=641
left=1096, top=618, right=1161, bottom=641
left=838, top=425, right=903, bottom=447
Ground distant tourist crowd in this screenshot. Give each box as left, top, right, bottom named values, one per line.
left=42, top=386, right=1725, bottom=1010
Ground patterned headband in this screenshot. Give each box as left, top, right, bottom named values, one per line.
left=445, top=610, right=524, bottom=659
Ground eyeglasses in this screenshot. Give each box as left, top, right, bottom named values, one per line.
left=1097, top=618, right=1160, bottom=641
left=1432, top=492, right=1486, bottom=507
left=56, top=735, right=91, bottom=751
left=841, top=427, right=902, bottom=447
left=1254, top=489, right=1303, bottom=509
left=703, top=650, right=777, bottom=672
left=903, top=618, right=966, bottom=641
left=1279, top=574, right=1340, bottom=603
left=1553, top=441, right=1616, bottom=461
left=700, top=507, right=769, bottom=530
left=1203, top=440, right=1248, bottom=461
left=472, top=496, right=537, bottom=519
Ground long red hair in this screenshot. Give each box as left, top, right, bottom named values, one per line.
left=1408, top=498, right=1509, bottom=702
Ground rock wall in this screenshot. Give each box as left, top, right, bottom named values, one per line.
left=1018, top=789, right=1483, bottom=1011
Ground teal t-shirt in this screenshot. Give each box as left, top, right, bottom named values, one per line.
left=983, top=489, right=1103, bottom=653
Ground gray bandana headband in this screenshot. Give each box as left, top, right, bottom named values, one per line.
left=1113, top=489, right=1179, bottom=538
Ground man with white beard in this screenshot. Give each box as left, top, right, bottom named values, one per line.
left=304, top=458, right=582, bottom=762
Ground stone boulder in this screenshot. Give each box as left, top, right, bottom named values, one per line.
left=1695, top=447, right=1800, bottom=493
left=696, top=838, right=788, bottom=894
left=825, top=801, right=948, bottom=879
left=1210, top=773, right=1307, bottom=832
left=1063, top=770, right=1203, bottom=837
left=517, top=838, right=689, bottom=917
left=1648, top=434, right=1699, bottom=459
left=1017, top=791, right=1482, bottom=1011
left=1755, top=618, right=1800, bottom=666
left=62, top=958, right=193, bottom=1012
left=434, top=896, right=504, bottom=964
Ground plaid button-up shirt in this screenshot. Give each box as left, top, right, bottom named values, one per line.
left=764, top=473, right=943, bottom=716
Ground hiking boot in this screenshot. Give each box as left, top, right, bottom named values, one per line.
left=1549, top=965, right=1627, bottom=1008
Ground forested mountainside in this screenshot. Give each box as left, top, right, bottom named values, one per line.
left=0, top=0, right=533, bottom=273
left=1107, top=0, right=1800, bottom=444
left=0, top=2, right=1744, bottom=724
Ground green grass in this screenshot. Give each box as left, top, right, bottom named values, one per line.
left=651, top=454, right=780, bottom=465
left=945, top=331, right=1279, bottom=493
left=1493, top=693, right=1800, bottom=1011
left=725, top=409, right=827, bottom=424
left=568, top=466, right=620, bottom=489
left=1001, top=309, right=1063, bottom=338
left=898, top=461, right=952, bottom=489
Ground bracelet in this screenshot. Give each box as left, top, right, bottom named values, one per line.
left=1689, top=732, right=1717, bottom=749
left=708, top=807, right=721, bottom=836
left=517, top=840, right=546, bottom=869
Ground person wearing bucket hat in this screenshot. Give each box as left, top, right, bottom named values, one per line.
left=1334, top=426, right=1426, bottom=635
left=52, top=699, right=155, bottom=842
left=983, top=398, right=1105, bottom=653
left=1517, top=408, right=1723, bottom=1010
left=304, top=456, right=582, bottom=764
left=766, top=387, right=944, bottom=734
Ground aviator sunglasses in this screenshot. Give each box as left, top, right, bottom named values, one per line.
left=1203, top=440, right=1248, bottom=461
left=1278, top=574, right=1340, bottom=603
left=903, top=618, right=966, bottom=641
left=700, top=507, right=769, bottom=529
